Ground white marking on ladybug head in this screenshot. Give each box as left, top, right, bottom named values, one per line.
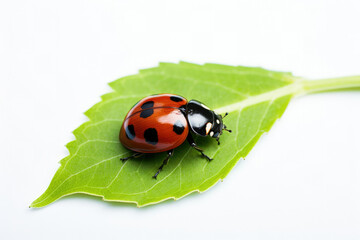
left=209, top=131, right=214, bottom=137
left=216, top=119, right=220, bottom=124
left=205, top=122, right=212, bottom=135
left=201, top=103, right=210, bottom=110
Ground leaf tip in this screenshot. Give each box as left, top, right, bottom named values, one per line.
left=29, top=198, right=42, bottom=208
left=29, top=201, right=38, bottom=209
left=28, top=202, right=41, bottom=209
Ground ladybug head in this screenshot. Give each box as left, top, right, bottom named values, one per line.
left=208, top=112, right=232, bottom=145
left=186, top=100, right=231, bottom=144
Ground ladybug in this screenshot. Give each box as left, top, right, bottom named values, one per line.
left=119, top=94, right=231, bottom=179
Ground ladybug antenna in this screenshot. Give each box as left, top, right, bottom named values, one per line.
left=216, top=137, right=220, bottom=145
left=223, top=124, right=232, bottom=133
left=222, top=112, right=229, bottom=118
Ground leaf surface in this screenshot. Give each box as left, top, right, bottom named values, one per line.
left=31, top=62, right=359, bottom=207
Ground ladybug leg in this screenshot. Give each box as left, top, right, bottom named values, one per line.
left=120, top=152, right=143, bottom=163
left=187, top=134, right=213, bottom=161
left=153, top=150, right=174, bottom=179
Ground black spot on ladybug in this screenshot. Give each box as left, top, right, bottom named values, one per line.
left=173, top=120, right=185, bottom=135
left=140, top=109, right=154, bottom=118
left=170, top=96, right=183, bottom=102
left=125, top=124, right=135, bottom=140
left=141, top=101, right=154, bottom=109
left=144, top=128, right=158, bottom=145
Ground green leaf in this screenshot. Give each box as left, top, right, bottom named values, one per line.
left=31, top=62, right=360, bottom=208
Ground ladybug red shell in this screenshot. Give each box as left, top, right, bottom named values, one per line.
left=119, top=94, right=188, bottom=153
left=119, top=94, right=231, bottom=179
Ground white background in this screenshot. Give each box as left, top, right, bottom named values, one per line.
left=1, top=0, right=359, bottom=239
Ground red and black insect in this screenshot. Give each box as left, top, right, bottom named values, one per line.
left=119, top=94, right=231, bottom=179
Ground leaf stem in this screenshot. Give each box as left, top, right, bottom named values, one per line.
left=301, top=75, right=360, bottom=95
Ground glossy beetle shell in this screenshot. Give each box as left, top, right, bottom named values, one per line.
left=119, top=94, right=189, bottom=153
